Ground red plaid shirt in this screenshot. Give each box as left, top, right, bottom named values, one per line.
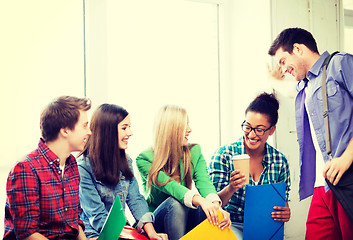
left=4, top=139, right=84, bottom=240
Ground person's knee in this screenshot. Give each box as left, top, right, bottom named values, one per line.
left=156, top=197, right=188, bottom=240
left=154, top=197, right=188, bottom=223
left=166, top=197, right=188, bottom=219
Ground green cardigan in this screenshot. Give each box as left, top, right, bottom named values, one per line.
left=136, top=144, right=218, bottom=212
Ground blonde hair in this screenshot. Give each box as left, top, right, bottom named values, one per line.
left=147, top=105, right=193, bottom=191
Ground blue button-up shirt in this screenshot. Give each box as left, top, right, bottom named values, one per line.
left=77, top=155, right=153, bottom=238
left=295, top=51, right=353, bottom=200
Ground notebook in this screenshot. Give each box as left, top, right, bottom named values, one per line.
left=97, top=196, right=127, bottom=240
left=180, top=210, right=237, bottom=240
left=243, top=182, right=286, bottom=240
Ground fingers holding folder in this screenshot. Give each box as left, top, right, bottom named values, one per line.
left=180, top=211, right=237, bottom=240
left=218, top=208, right=231, bottom=230
left=272, top=202, right=291, bottom=222
left=192, top=195, right=231, bottom=229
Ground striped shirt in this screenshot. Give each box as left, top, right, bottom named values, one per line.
left=208, top=137, right=291, bottom=223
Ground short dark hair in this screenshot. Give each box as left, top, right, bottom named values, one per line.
left=245, top=92, right=279, bottom=126
left=268, top=27, right=319, bottom=56
left=83, top=104, right=133, bottom=185
left=40, top=96, right=91, bottom=142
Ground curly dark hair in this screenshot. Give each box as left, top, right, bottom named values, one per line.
left=246, top=92, right=279, bottom=126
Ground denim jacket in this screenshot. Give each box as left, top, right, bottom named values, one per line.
left=77, top=155, right=154, bottom=238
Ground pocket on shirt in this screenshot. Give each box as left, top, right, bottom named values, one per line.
left=315, top=80, right=341, bottom=112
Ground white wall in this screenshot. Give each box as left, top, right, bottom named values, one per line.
left=86, top=0, right=221, bottom=163
left=0, top=0, right=84, bottom=235
left=226, top=0, right=274, bottom=139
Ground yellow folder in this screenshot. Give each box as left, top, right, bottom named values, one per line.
left=180, top=210, right=237, bottom=240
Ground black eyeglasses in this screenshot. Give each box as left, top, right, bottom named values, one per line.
left=241, top=121, right=273, bottom=136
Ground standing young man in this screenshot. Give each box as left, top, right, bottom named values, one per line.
left=4, top=96, right=92, bottom=240
left=268, top=27, right=353, bottom=239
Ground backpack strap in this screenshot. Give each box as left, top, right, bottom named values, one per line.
left=321, top=51, right=339, bottom=158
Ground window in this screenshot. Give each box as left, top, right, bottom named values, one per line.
left=85, top=0, right=221, bottom=162
left=84, top=0, right=223, bottom=225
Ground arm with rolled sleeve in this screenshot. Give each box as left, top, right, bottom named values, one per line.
left=208, top=147, right=235, bottom=207
left=137, top=146, right=221, bottom=209
left=126, top=175, right=154, bottom=231
left=323, top=53, right=353, bottom=184
left=336, top=54, right=353, bottom=165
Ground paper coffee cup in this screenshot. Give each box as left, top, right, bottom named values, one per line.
left=232, top=154, right=250, bottom=185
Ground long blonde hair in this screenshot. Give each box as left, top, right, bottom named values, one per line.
left=147, top=105, right=193, bottom=191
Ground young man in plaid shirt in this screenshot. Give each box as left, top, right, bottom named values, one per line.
left=4, top=96, right=92, bottom=240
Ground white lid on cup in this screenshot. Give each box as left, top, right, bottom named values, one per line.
left=232, top=154, right=250, bottom=160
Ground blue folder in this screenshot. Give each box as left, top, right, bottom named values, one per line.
left=243, top=182, right=286, bottom=240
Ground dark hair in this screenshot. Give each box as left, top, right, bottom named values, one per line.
left=82, top=104, right=133, bottom=185
left=40, top=96, right=91, bottom=142
left=268, top=27, right=319, bottom=56
left=245, top=92, right=279, bottom=126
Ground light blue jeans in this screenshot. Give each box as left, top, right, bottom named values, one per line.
left=231, top=221, right=243, bottom=240
left=153, top=197, right=206, bottom=240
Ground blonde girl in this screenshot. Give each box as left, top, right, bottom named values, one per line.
left=137, top=105, right=231, bottom=240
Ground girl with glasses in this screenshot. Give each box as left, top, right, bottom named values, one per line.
left=209, top=92, right=291, bottom=240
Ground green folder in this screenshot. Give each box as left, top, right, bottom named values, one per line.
left=98, top=196, right=127, bottom=240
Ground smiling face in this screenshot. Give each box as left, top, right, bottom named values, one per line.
left=182, top=116, right=192, bottom=146
left=117, top=114, right=133, bottom=149
left=243, top=111, right=276, bottom=153
left=67, top=110, right=91, bottom=152
left=275, top=46, right=308, bottom=82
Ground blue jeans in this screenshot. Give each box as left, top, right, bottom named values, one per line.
left=153, top=197, right=206, bottom=240
left=230, top=221, right=243, bottom=240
